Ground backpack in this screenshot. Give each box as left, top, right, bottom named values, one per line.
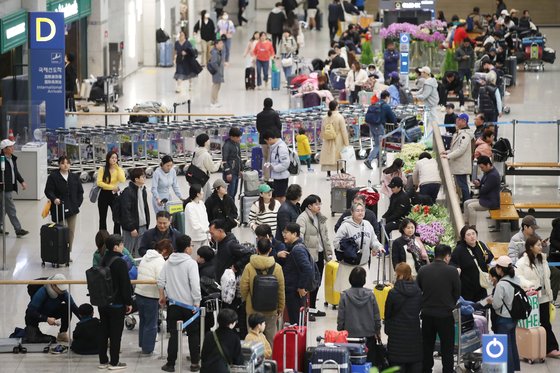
left=27, top=277, right=49, bottom=299
left=200, top=275, right=221, bottom=297
left=398, top=87, right=414, bottom=105
left=251, top=265, right=279, bottom=312
left=323, top=120, right=336, bottom=140
left=86, top=256, right=120, bottom=307
left=492, top=137, right=514, bottom=162
left=156, top=28, right=170, bottom=43
left=502, top=279, right=532, bottom=320
left=288, top=148, right=301, bottom=175
left=365, top=103, right=383, bottom=125
left=466, top=16, right=474, bottom=32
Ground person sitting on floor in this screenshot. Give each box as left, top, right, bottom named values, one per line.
left=70, top=303, right=100, bottom=355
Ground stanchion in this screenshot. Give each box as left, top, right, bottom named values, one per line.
left=199, top=307, right=206, bottom=353
left=511, top=119, right=518, bottom=162
left=1, top=155, right=6, bottom=271
left=376, top=134, right=383, bottom=188
left=160, top=308, right=165, bottom=359
left=177, top=320, right=183, bottom=372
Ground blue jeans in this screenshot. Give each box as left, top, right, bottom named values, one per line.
left=256, top=59, right=269, bottom=86
left=224, top=38, right=232, bottom=62
left=367, top=124, right=385, bottom=162
left=419, top=183, right=441, bottom=204
left=136, top=294, right=159, bottom=354
left=228, top=175, right=239, bottom=199
left=494, top=316, right=520, bottom=373
left=455, top=174, right=470, bottom=204
left=281, top=53, right=293, bottom=80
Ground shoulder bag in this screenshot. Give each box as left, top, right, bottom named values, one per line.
left=212, top=331, right=231, bottom=372
left=469, top=244, right=492, bottom=289
left=185, top=152, right=210, bottom=187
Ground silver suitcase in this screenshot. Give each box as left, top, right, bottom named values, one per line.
left=0, top=338, right=22, bottom=353
left=240, top=194, right=259, bottom=226
left=330, top=188, right=349, bottom=217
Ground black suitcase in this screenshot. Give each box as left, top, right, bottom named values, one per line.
left=40, top=206, right=70, bottom=267
left=245, top=67, right=256, bottom=90
left=315, top=9, right=323, bottom=30
left=310, top=346, right=351, bottom=373
left=505, top=56, right=517, bottom=86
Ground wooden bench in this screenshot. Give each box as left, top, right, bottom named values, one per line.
left=514, top=202, right=560, bottom=218
left=487, top=242, right=509, bottom=259
left=505, top=162, right=560, bottom=176
left=489, top=204, right=519, bottom=221
left=500, top=191, right=513, bottom=205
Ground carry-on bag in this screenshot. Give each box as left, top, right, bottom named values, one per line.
left=310, top=345, right=351, bottom=373
left=250, top=147, right=264, bottom=178
left=516, top=326, right=546, bottom=364
left=324, top=260, right=341, bottom=308
left=331, top=160, right=356, bottom=217
left=40, top=203, right=70, bottom=267
left=0, top=338, right=22, bottom=353
left=373, top=254, right=392, bottom=320
left=240, top=194, right=259, bottom=226
left=245, top=67, right=256, bottom=90
left=243, top=169, right=260, bottom=196
left=272, top=308, right=308, bottom=372
left=240, top=340, right=265, bottom=370
left=271, top=69, right=281, bottom=90
left=166, top=201, right=185, bottom=235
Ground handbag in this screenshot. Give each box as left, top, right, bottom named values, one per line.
left=41, top=200, right=52, bottom=218
left=185, top=152, right=210, bottom=186
left=372, top=339, right=390, bottom=370
left=281, top=55, right=293, bottom=67
left=470, top=243, right=493, bottom=289
left=212, top=331, right=232, bottom=372
left=340, top=145, right=356, bottom=161
left=335, top=224, right=364, bottom=265
left=89, top=185, right=101, bottom=203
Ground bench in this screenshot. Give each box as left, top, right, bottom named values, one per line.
left=489, top=204, right=519, bottom=221
left=487, top=242, right=509, bottom=259
left=500, top=191, right=513, bottom=205
left=505, top=162, right=560, bottom=176
left=514, top=202, right=560, bottom=219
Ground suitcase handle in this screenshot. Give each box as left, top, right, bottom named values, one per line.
left=55, top=202, right=66, bottom=227
left=316, top=336, right=367, bottom=344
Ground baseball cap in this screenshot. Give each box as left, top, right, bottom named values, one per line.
left=458, top=113, right=470, bottom=122
left=389, top=71, right=399, bottom=79
left=213, top=179, right=227, bottom=190
left=0, top=139, right=15, bottom=149
left=501, top=10, right=509, bottom=16
left=258, top=184, right=272, bottom=193
left=496, top=256, right=513, bottom=268
left=522, top=215, right=539, bottom=229
left=419, top=66, right=431, bottom=75
left=50, top=274, right=68, bottom=292
left=388, top=177, right=404, bottom=188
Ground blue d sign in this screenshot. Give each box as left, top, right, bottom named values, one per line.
left=482, top=334, right=508, bottom=364
left=29, top=12, right=65, bottom=49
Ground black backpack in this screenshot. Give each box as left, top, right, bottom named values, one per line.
left=86, top=256, right=119, bottom=307
left=502, top=279, right=532, bottom=321
left=251, top=265, right=279, bottom=312
left=365, top=102, right=383, bottom=125
left=492, top=137, right=514, bottom=162
left=27, top=277, right=49, bottom=299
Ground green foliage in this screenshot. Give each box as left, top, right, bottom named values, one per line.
left=441, top=48, right=458, bottom=74
left=360, top=41, right=374, bottom=65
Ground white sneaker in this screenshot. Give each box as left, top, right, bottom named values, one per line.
left=98, top=364, right=109, bottom=370
left=505, top=91, right=511, bottom=96
left=460, top=105, right=465, bottom=112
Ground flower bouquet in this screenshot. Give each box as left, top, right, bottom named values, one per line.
left=394, top=143, right=430, bottom=173
left=408, top=204, right=455, bottom=256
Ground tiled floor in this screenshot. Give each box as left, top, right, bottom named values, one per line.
left=1, top=7, right=560, bottom=372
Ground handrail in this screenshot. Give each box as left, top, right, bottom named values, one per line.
left=63, top=112, right=235, bottom=117
left=0, top=279, right=157, bottom=285
left=431, top=122, right=464, bottom=240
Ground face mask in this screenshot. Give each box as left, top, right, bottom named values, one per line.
left=204, top=15, right=209, bottom=19
left=223, top=15, right=229, bottom=20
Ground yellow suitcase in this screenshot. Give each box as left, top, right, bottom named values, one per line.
left=373, top=254, right=393, bottom=319
left=324, top=260, right=341, bottom=309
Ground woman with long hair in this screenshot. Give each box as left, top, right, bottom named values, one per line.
left=248, top=184, right=280, bottom=235
left=96, top=151, right=125, bottom=234
left=151, top=155, right=184, bottom=213
left=319, top=100, right=349, bottom=179
left=174, top=30, right=199, bottom=94
left=184, top=184, right=210, bottom=259
left=243, top=31, right=260, bottom=68
left=391, top=218, right=429, bottom=277
left=381, top=158, right=405, bottom=196
left=516, top=235, right=560, bottom=357
left=190, top=133, right=220, bottom=201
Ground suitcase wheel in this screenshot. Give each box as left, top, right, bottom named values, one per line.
left=125, top=315, right=137, bottom=330
left=41, top=262, right=45, bottom=268
left=331, top=212, right=335, bottom=217
left=13, top=346, right=19, bottom=354
left=20, top=347, right=27, bottom=353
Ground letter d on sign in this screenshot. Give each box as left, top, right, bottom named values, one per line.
left=36, top=17, right=56, bottom=42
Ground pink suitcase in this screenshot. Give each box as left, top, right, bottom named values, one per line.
left=516, top=327, right=546, bottom=364
left=473, top=314, right=488, bottom=335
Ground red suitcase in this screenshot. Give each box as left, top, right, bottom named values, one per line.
left=272, top=308, right=307, bottom=372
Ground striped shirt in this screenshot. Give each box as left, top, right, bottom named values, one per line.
left=249, top=200, right=280, bottom=235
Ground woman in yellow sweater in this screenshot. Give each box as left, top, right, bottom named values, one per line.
left=96, top=151, right=126, bottom=234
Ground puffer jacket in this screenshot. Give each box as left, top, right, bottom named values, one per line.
left=385, top=280, right=423, bottom=363
left=135, top=249, right=165, bottom=299
left=296, top=209, right=333, bottom=263
left=474, top=137, right=493, bottom=158
left=516, top=253, right=553, bottom=304
left=447, top=127, right=474, bottom=175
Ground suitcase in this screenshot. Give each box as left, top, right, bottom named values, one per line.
left=310, top=346, right=351, bottom=373
left=240, top=194, right=259, bottom=226
left=240, top=340, right=265, bottom=370
left=158, top=41, right=173, bottom=67
left=351, top=362, right=372, bottom=373
left=20, top=342, right=53, bottom=353
left=263, top=359, right=278, bottom=373
left=319, top=342, right=368, bottom=365
left=242, top=169, right=260, bottom=197
left=505, top=56, right=517, bottom=85
left=516, top=326, right=546, bottom=364
left=373, top=255, right=392, bottom=320
left=331, top=188, right=349, bottom=216
left=40, top=205, right=70, bottom=268
left=303, top=92, right=322, bottom=108
left=272, top=309, right=307, bottom=372
left=324, top=260, right=341, bottom=308
left=245, top=67, right=256, bottom=90
left=0, top=338, right=22, bottom=353
left=330, top=162, right=356, bottom=217
left=271, top=69, right=281, bottom=90
left=251, top=147, right=264, bottom=177
left=171, top=211, right=185, bottom=234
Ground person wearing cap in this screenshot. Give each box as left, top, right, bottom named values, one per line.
left=205, top=178, right=238, bottom=233
left=256, top=98, right=282, bottom=170
left=492, top=255, right=521, bottom=373
left=249, top=184, right=280, bottom=235
left=383, top=40, right=400, bottom=82
left=0, top=139, right=28, bottom=237
left=441, top=113, right=474, bottom=205
left=25, top=273, right=80, bottom=343
left=463, top=156, right=500, bottom=227
left=515, top=235, right=560, bottom=358
left=382, top=177, right=412, bottom=233
left=221, top=127, right=242, bottom=199
left=262, top=130, right=290, bottom=202
left=135, top=235, right=165, bottom=355
left=508, top=215, right=560, bottom=306
left=413, top=67, right=439, bottom=129
left=439, top=71, right=466, bottom=112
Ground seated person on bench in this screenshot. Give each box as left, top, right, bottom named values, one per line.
left=382, top=177, right=411, bottom=233
left=25, top=274, right=80, bottom=343
left=463, top=156, right=500, bottom=227
left=439, top=71, right=465, bottom=111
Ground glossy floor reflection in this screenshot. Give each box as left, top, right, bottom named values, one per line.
left=1, top=8, right=560, bottom=372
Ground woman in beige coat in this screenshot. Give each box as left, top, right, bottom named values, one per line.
left=319, top=100, right=350, bottom=178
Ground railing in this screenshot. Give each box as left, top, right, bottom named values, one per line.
left=0, top=279, right=206, bottom=363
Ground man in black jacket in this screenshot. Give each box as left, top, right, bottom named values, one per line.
left=438, top=71, right=465, bottom=110
left=118, top=168, right=150, bottom=257
left=205, top=179, right=238, bottom=232
left=209, top=219, right=245, bottom=280
left=256, top=98, right=282, bottom=168
left=266, top=3, right=287, bottom=53
left=0, top=139, right=28, bottom=237
left=221, top=127, right=242, bottom=198
left=382, top=177, right=411, bottom=233
left=417, top=244, right=461, bottom=373
left=328, top=49, right=347, bottom=69
left=138, top=211, right=181, bottom=257
left=275, top=184, right=302, bottom=242
left=463, top=156, right=501, bottom=226
left=98, top=234, right=133, bottom=370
